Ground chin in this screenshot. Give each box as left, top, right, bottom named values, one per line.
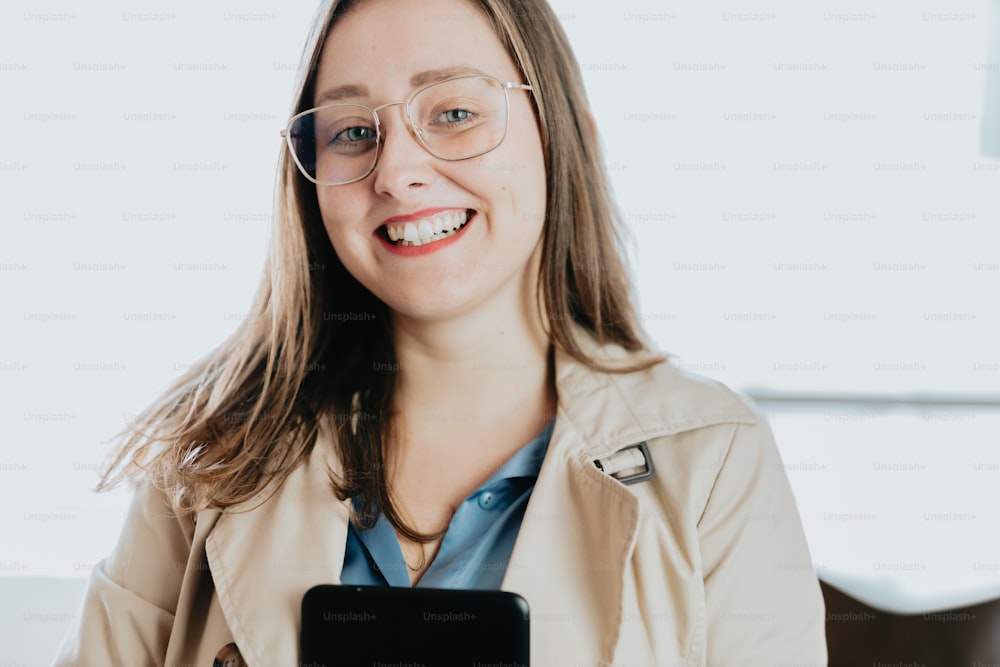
left=381, top=294, right=470, bottom=324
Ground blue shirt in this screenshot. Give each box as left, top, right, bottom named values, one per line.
left=340, top=416, right=555, bottom=589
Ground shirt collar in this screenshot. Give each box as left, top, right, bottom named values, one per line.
left=348, top=414, right=555, bottom=520
left=480, top=415, right=555, bottom=486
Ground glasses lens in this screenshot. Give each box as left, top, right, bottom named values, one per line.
left=411, top=76, right=508, bottom=160
left=287, top=104, right=378, bottom=184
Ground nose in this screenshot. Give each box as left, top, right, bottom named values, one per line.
left=370, top=102, right=436, bottom=197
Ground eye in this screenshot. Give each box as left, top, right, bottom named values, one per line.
left=438, top=109, right=472, bottom=124
left=334, top=126, right=375, bottom=144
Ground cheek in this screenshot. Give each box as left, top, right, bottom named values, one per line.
left=476, top=134, right=546, bottom=226
left=509, top=127, right=547, bottom=218
left=509, top=151, right=547, bottom=232
left=316, top=189, right=358, bottom=251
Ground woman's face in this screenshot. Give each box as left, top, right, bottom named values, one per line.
left=312, top=0, right=547, bottom=325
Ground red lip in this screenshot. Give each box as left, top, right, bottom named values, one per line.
left=377, top=207, right=465, bottom=229
left=375, top=211, right=475, bottom=257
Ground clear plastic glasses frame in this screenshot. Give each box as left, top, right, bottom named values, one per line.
left=281, top=74, right=533, bottom=186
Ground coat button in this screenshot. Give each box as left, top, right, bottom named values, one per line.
left=213, top=642, right=247, bottom=667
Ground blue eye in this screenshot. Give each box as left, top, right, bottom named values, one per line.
left=334, top=126, right=374, bottom=144
left=440, top=109, right=472, bottom=123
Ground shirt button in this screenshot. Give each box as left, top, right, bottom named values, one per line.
left=478, top=492, right=495, bottom=509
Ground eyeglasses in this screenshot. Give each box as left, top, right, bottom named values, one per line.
left=281, top=75, right=533, bottom=186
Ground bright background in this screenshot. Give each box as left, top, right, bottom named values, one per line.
left=1, top=0, right=998, bottom=662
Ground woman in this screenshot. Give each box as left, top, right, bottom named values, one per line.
left=55, top=0, right=827, bottom=664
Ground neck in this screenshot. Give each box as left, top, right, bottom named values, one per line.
left=389, top=302, right=554, bottom=428
left=380, top=258, right=556, bottom=525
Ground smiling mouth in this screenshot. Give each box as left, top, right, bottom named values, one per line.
left=382, top=209, right=475, bottom=247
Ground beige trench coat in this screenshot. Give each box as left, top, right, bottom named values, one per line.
left=55, top=333, right=827, bottom=666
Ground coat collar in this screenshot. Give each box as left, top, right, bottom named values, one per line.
left=205, top=326, right=757, bottom=666
left=499, top=327, right=758, bottom=664
left=551, top=327, right=757, bottom=462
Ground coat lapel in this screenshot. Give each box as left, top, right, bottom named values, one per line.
left=206, top=418, right=350, bottom=667
left=504, top=333, right=759, bottom=665
left=501, top=406, right=642, bottom=666
left=498, top=337, right=661, bottom=665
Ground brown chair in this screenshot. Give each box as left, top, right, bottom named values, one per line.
left=822, top=581, right=1000, bottom=667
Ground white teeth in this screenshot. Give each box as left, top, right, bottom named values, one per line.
left=384, top=210, right=471, bottom=247
left=418, top=220, right=433, bottom=241
left=403, top=222, right=418, bottom=242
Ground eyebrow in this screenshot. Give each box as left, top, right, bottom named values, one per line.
left=314, top=66, right=492, bottom=106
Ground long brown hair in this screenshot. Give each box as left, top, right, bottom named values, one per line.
left=99, top=0, right=666, bottom=542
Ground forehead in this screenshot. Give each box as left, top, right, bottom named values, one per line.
left=314, top=0, right=520, bottom=101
